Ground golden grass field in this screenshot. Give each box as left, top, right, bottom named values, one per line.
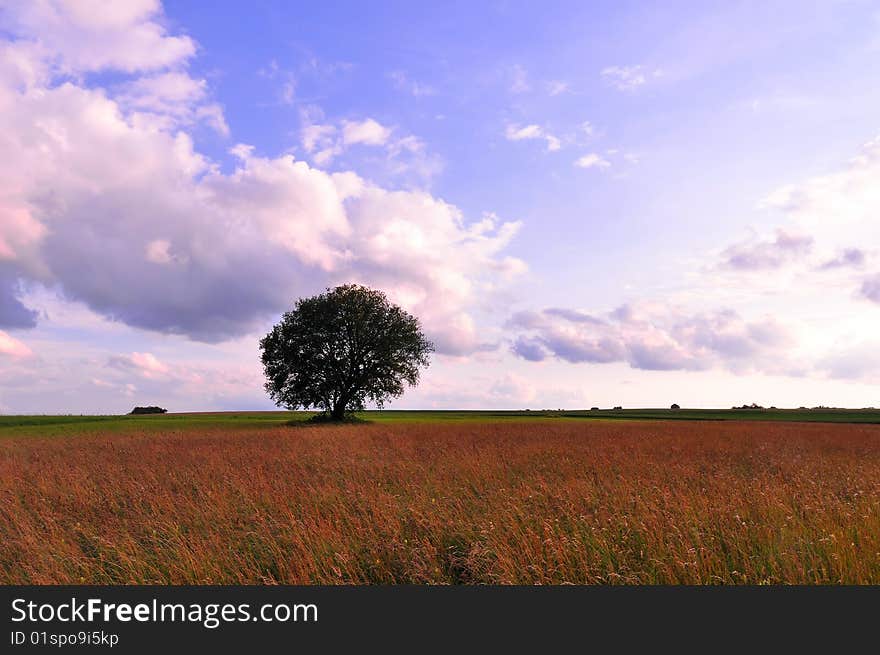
left=2, top=418, right=879, bottom=584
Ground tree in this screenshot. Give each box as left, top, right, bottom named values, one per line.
left=129, top=406, right=167, bottom=415
left=260, top=284, right=434, bottom=420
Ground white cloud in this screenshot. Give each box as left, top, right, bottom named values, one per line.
left=0, top=12, right=523, bottom=354
left=342, top=118, right=392, bottom=146
left=752, top=136, right=880, bottom=300
left=117, top=71, right=229, bottom=135
left=760, top=135, right=880, bottom=245
left=601, top=65, right=662, bottom=91
left=505, top=123, right=562, bottom=152
left=3, top=0, right=196, bottom=76
left=505, top=124, right=543, bottom=140
left=298, top=113, right=440, bottom=184
left=574, top=153, right=610, bottom=169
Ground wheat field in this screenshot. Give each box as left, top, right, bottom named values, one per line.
left=2, top=419, right=879, bottom=584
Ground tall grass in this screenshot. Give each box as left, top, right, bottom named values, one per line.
left=2, top=420, right=879, bottom=584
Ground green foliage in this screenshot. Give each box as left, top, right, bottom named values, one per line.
left=260, top=285, right=434, bottom=419
left=129, top=406, right=167, bottom=414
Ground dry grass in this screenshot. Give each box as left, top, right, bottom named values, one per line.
left=2, top=420, right=879, bottom=584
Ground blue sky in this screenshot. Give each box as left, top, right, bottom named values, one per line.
left=2, top=1, right=880, bottom=412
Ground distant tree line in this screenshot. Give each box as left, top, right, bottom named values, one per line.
left=129, top=406, right=167, bottom=415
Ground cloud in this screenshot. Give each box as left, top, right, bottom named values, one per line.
left=387, top=71, right=435, bottom=97
left=546, top=80, right=569, bottom=96
left=511, top=336, right=547, bottom=362
left=116, top=71, right=228, bottom=135
left=601, top=65, right=662, bottom=91
left=505, top=123, right=562, bottom=152
left=720, top=229, right=813, bottom=271
left=108, top=351, right=171, bottom=378
left=0, top=267, right=37, bottom=328
left=819, top=248, right=867, bottom=270
left=760, top=135, right=880, bottom=244
left=574, top=153, right=610, bottom=169
left=509, top=303, right=796, bottom=373
left=506, top=124, right=542, bottom=140
left=0, top=6, right=524, bottom=354
left=818, top=342, right=880, bottom=380
left=0, top=329, right=32, bottom=358
left=2, top=0, right=196, bottom=77
left=862, top=274, right=880, bottom=303
left=385, top=135, right=445, bottom=182
left=301, top=123, right=337, bottom=153
left=342, top=118, right=392, bottom=146
left=299, top=112, right=441, bottom=184
left=753, top=136, right=880, bottom=301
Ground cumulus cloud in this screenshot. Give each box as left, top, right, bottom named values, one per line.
left=509, top=303, right=795, bottom=374
left=720, top=229, right=813, bottom=271
left=600, top=65, right=661, bottom=91
left=0, top=7, right=524, bottom=354
left=2, top=0, right=196, bottom=76
left=505, top=123, right=561, bottom=152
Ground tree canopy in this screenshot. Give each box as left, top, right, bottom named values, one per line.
left=260, top=285, right=434, bottom=419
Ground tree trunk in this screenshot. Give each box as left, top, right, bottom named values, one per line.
left=331, top=403, right=346, bottom=420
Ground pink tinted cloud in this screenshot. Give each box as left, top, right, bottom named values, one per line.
left=0, top=330, right=33, bottom=358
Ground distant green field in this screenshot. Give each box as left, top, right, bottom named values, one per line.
left=560, top=407, right=880, bottom=423
left=2, top=406, right=880, bottom=438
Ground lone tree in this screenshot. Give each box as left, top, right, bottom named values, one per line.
left=260, top=284, right=434, bottom=420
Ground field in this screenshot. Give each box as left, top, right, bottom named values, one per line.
left=2, top=411, right=880, bottom=584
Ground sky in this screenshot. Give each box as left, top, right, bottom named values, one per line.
left=2, top=0, right=880, bottom=413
